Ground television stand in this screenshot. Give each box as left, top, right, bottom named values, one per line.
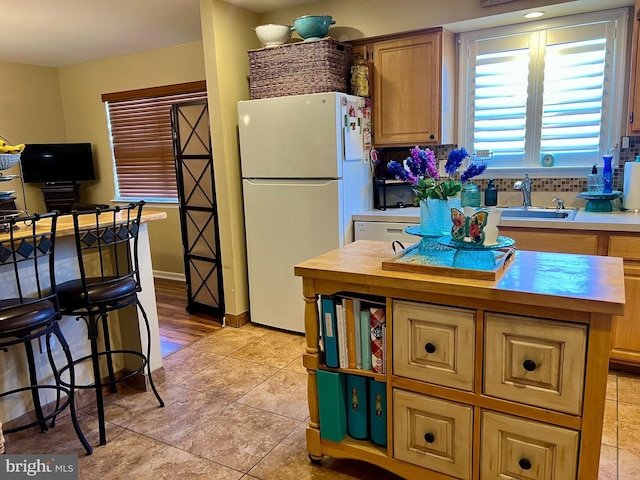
left=41, top=183, right=80, bottom=214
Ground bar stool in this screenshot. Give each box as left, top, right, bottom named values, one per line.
left=56, top=201, right=164, bottom=446
left=0, top=212, right=92, bottom=455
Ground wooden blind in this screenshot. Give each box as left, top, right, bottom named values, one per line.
left=103, top=81, right=207, bottom=201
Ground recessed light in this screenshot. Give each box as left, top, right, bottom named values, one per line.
left=524, top=11, right=545, bottom=18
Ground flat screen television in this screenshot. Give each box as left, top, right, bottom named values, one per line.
left=20, top=143, right=96, bottom=184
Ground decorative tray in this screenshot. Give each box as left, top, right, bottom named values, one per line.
left=437, top=235, right=516, bottom=250
left=382, top=237, right=516, bottom=281
left=576, top=191, right=622, bottom=200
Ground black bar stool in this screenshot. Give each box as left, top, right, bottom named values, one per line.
left=0, top=212, right=92, bottom=455
left=56, top=201, right=164, bottom=446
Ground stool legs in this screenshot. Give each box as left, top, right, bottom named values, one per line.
left=136, top=299, right=164, bottom=408
left=86, top=315, right=108, bottom=446
left=23, top=341, right=48, bottom=433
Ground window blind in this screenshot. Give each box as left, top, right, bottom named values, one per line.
left=103, top=82, right=207, bottom=201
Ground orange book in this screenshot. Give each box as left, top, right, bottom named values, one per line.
left=344, top=298, right=357, bottom=369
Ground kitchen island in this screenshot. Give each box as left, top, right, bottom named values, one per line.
left=0, top=209, right=167, bottom=426
left=295, top=240, right=624, bottom=479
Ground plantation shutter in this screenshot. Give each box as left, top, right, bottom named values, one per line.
left=102, top=81, right=207, bottom=201
left=465, top=13, right=617, bottom=170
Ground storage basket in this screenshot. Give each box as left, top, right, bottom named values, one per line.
left=0, top=154, right=20, bottom=171
left=248, top=37, right=352, bottom=99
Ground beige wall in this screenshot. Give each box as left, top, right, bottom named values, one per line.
left=0, top=61, right=67, bottom=212
left=56, top=42, right=207, bottom=276
left=200, top=0, right=258, bottom=317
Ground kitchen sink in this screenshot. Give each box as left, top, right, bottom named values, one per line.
left=496, top=206, right=578, bottom=220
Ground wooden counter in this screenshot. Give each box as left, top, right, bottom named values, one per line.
left=295, top=240, right=624, bottom=480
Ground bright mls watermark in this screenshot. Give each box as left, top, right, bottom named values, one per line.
left=1, top=455, right=78, bottom=479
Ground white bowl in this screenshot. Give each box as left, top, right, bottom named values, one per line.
left=254, top=24, right=292, bottom=47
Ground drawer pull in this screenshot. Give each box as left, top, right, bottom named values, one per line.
left=424, top=342, right=436, bottom=354
left=519, top=458, right=532, bottom=470
left=523, top=359, right=537, bottom=372
left=424, top=432, right=435, bottom=444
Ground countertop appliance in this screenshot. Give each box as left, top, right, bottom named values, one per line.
left=238, top=92, right=372, bottom=332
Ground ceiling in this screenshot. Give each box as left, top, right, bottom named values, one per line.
left=1, top=0, right=634, bottom=68
left=0, top=0, right=313, bottom=68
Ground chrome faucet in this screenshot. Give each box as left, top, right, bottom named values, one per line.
left=513, top=173, right=532, bottom=207
left=552, top=197, right=565, bottom=210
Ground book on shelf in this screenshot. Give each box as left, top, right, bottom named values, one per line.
left=353, top=299, right=362, bottom=369
left=336, top=301, right=347, bottom=368
left=320, top=296, right=339, bottom=368
left=360, top=310, right=372, bottom=371
left=369, top=378, right=387, bottom=446
left=316, top=370, right=347, bottom=442
left=346, top=374, right=368, bottom=440
left=370, top=306, right=386, bottom=374
left=345, top=298, right=357, bottom=369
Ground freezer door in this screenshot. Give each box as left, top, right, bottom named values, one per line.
left=238, top=92, right=358, bottom=179
left=243, top=178, right=343, bottom=332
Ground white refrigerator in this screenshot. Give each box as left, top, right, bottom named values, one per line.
left=238, top=92, right=372, bottom=333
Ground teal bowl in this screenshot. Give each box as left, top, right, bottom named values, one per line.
left=292, top=15, right=336, bottom=41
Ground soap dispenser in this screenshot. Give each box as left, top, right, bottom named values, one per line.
left=484, top=178, right=498, bottom=207
left=588, top=164, right=602, bottom=192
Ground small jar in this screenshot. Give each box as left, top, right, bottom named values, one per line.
left=484, top=178, right=498, bottom=207
left=461, top=182, right=481, bottom=208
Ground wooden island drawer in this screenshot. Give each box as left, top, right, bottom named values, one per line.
left=393, top=389, right=472, bottom=480
left=393, top=300, right=475, bottom=391
left=481, top=410, right=579, bottom=479
left=484, top=313, right=587, bottom=415
left=609, top=235, right=640, bottom=260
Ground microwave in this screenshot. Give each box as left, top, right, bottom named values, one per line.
left=373, top=177, right=416, bottom=210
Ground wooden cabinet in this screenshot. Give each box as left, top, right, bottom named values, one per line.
left=628, top=0, right=640, bottom=135
left=352, top=29, right=455, bottom=147
left=295, top=241, right=623, bottom=479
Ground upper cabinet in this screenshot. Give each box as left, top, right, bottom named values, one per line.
left=629, top=0, right=640, bottom=135
left=352, top=29, right=456, bottom=147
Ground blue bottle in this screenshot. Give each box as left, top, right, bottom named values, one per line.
left=602, top=154, right=613, bottom=194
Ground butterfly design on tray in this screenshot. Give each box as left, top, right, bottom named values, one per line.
left=451, top=208, right=488, bottom=245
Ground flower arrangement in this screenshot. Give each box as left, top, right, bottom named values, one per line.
left=387, top=146, right=487, bottom=201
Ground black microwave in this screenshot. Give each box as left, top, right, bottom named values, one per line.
left=373, top=178, right=416, bottom=210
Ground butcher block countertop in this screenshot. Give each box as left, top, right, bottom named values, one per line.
left=294, top=240, right=625, bottom=316
left=0, top=209, right=167, bottom=242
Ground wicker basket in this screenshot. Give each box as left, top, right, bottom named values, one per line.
left=248, top=37, right=352, bottom=99
left=0, top=154, right=20, bottom=171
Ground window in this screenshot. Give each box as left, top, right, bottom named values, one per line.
left=458, top=8, right=628, bottom=176
left=102, top=81, right=207, bottom=201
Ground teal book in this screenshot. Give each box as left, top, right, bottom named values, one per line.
left=321, top=297, right=339, bottom=368
left=369, top=378, right=387, bottom=446
left=316, top=370, right=347, bottom=442
left=360, top=310, right=372, bottom=371
left=346, top=374, right=368, bottom=440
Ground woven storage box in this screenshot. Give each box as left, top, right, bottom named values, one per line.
left=248, top=37, right=352, bottom=99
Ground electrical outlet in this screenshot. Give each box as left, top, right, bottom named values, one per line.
left=623, top=136, right=630, bottom=149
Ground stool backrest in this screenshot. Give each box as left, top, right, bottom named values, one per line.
left=70, top=201, right=145, bottom=307
left=0, top=212, right=60, bottom=310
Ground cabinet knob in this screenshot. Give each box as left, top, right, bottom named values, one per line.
left=429, top=134, right=435, bottom=140
left=424, top=342, right=436, bottom=354
left=424, top=432, right=435, bottom=444
left=519, top=458, right=532, bottom=470
left=523, top=359, right=537, bottom=372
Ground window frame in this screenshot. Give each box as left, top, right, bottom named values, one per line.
left=102, top=81, right=207, bottom=203
left=456, top=8, right=629, bottom=178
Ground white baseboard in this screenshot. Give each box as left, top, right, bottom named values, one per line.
left=153, top=270, right=186, bottom=282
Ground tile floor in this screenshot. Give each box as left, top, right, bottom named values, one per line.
left=4, top=323, right=640, bottom=479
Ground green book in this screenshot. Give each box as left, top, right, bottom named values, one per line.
left=360, top=310, right=372, bottom=371
left=316, top=370, right=347, bottom=442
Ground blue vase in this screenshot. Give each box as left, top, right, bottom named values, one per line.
left=602, top=154, right=613, bottom=193
left=419, top=197, right=459, bottom=236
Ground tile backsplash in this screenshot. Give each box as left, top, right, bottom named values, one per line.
left=376, top=138, right=640, bottom=193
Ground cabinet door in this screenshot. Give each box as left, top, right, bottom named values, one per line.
left=499, top=228, right=599, bottom=255
left=628, top=0, right=640, bottom=135
left=372, top=31, right=447, bottom=146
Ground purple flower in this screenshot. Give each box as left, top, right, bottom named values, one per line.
left=460, top=163, right=487, bottom=183
left=445, top=147, right=469, bottom=175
